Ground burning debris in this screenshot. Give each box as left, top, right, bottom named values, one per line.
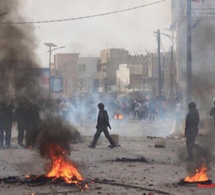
left=44, top=143, right=84, bottom=185
left=35, top=116, right=87, bottom=188
left=179, top=165, right=212, bottom=186
left=0, top=0, right=89, bottom=190
left=178, top=150, right=214, bottom=186
left=114, top=113, right=124, bottom=120
left=0, top=116, right=89, bottom=190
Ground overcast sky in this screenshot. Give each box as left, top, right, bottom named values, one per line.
left=22, top=0, right=171, bottom=67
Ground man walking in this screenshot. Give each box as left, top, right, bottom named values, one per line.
left=88, top=103, right=116, bottom=149
left=210, top=98, right=215, bottom=131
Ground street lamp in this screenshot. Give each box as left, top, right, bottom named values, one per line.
left=44, top=43, right=65, bottom=97
left=44, top=43, right=57, bottom=97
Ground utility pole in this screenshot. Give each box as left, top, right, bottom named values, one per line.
left=187, top=0, right=192, bottom=104
left=157, top=29, right=162, bottom=98
left=160, top=30, right=176, bottom=108
left=170, top=30, right=174, bottom=107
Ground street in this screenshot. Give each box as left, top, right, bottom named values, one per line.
left=0, top=119, right=214, bottom=195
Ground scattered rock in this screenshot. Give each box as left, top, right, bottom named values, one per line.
left=154, top=140, right=166, bottom=148
left=95, top=187, right=102, bottom=190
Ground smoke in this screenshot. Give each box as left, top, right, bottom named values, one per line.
left=37, top=116, right=81, bottom=157
left=177, top=143, right=213, bottom=178
left=187, top=21, right=215, bottom=110
left=175, top=19, right=215, bottom=175
left=0, top=0, right=43, bottom=99
left=0, top=1, right=82, bottom=163
left=184, top=21, right=215, bottom=173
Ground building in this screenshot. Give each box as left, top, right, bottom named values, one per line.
left=54, top=53, right=79, bottom=97
left=116, top=63, right=143, bottom=92
left=128, top=54, right=148, bottom=91
left=77, top=57, right=99, bottom=93
left=116, top=64, right=130, bottom=92
left=100, top=48, right=128, bottom=89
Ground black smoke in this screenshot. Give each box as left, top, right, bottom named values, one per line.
left=0, top=0, right=81, bottom=158
left=0, top=0, right=43, bottom=99
left=37, top=116, right=81, bottom=157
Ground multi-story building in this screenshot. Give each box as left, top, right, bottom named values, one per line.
left=77, top=57, right=99, bottom=93
left=100, top=48, right=128, bottom=89
left=51, top=48, right=172, bottom=99
left=54, top=53, right=79, bottom=97
left=116, top=63, right=143, bottom=92
left=128, top=54, right=148, bottom=92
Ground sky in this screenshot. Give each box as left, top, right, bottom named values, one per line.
left=21, top=0, right=172, bottom=67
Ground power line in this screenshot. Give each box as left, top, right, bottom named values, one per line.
left=0, top=0, right=167, bottom=25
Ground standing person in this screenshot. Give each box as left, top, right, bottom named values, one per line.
left=25, top=102, right=35, bottom=148
left=88, top=103, right=116, bottom=149
left=0, top=102, right=7, bottom=147
left=210, top=98, right=215, bottom=131
left=0, top=102, right=14, bottom=148
left=27, top=102, right=41, bottom=148
left=149, top=99, right=156, bottom=121
left=185, top=102, right=206, bottom=161
left=5, top=101, right=15, bottom=148
left=133, top=100, right=141, bottom=119
left=15, top=101, right=26, bottom=148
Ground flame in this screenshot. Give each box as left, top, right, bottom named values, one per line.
left=184, top=166, right=209, bottom=182
left=45, top=144, right=85, bottom=185
left=114, top=114, right=124, bottom=119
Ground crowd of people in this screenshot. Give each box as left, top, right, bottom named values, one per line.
left=0, top=100, right=40, bottom=149
left=0, top=93, right=214, bottom=151
left=56, top=93, right=178, bottom=124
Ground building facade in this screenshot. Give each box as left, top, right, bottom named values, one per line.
left=100, top=48, right=129, bottom=88
left=77, top=57, right=99, bottom=93
left=54, top=53, right=79, bottom=97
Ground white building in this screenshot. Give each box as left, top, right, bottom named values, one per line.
left=116, top=63, right=143, bottom=92
left=116, top=64, right=130, bottom=92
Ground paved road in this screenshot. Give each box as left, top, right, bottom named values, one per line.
left=77, top=118, right=174, bottom=138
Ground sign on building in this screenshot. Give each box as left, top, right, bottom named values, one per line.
left=50, top=76, right=63, bottom=93
left=192, top=0, right=215, bottom=18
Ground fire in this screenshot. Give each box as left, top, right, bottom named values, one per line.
left=114, top=114, right=124, bottom=119
left=184, top=166, right=209, bottom=182
left=45, top=144, right=86, bottom=186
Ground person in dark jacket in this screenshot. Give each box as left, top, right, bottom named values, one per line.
left=0, top=101, right=14, bottom=148
left=15, top=101, right=26, bottom=148
left=185, top=102, right=206, bottom=161
left=5, top=101, right=15, bottom=147
left=88, top=103, right=116, bottom=148
left=27, top=102, right=41, bottom=147
left=0, top=102, right=7, bottom=147
left=210, top=98, right=215, bottom=131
